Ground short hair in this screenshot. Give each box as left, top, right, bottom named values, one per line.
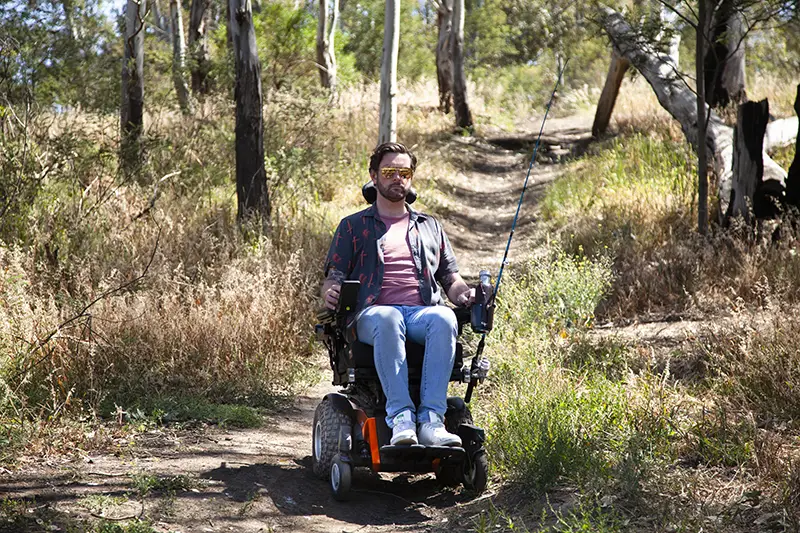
left=368, top=142, right=417, bottom=175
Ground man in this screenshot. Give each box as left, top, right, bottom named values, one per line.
left=321, top=142, right=474, bottom=447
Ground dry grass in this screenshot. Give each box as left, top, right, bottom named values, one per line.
left=0, top=79, right=503, bottom=459
left=542, top=73, right=799, bottom=322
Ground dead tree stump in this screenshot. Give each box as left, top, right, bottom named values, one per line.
left=785, top=84, right=800, bottom=208
left=727, top=100, right=769, bottom=222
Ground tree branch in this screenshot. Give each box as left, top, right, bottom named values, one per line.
left=8, top=224, right=162, bottom=384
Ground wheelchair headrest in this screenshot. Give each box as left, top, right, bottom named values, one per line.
left=362, top=182, right=417, bottom=205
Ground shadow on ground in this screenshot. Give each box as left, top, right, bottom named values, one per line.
left=201, top=455, right=477, bottom=527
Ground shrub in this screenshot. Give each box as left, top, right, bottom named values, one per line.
left=479, top=247, right=682, bottom=496
left=497, top=246, right=613, bottom=332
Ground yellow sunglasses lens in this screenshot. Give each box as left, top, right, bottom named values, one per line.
left=380, top=167, right=414, bottom=179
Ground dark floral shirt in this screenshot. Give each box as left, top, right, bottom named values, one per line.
left=324, top=203, right=459, bottom=317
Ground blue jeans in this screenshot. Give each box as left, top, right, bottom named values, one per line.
left=356, top=305, right=457, bottom=428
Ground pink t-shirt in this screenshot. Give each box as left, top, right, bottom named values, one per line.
left=376, top=213, right=424, bottom=306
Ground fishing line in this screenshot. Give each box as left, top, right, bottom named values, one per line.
left=466, top=58, right=569, bottom=402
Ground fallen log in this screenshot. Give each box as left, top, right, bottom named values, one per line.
left=766, top=117, right=800, bottom=150
left=599, top=6, right=794, bottom=221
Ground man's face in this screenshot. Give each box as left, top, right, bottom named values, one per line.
left=371, top=152, right=414, bottom=203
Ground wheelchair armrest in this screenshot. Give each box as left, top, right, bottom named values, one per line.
left=453, top=306, right=470, bottom=335
left=453, top=306, right=470, bottom=325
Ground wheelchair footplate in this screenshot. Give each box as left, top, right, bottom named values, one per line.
left=368, top=444, right=466, bottom=473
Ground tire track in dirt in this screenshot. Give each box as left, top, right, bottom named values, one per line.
left=436, top=114, right=595, bottom=278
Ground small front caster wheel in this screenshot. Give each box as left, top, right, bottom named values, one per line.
left=330, top=455, right=352, bottom=501
left=463, top=451, right=489, bottom=493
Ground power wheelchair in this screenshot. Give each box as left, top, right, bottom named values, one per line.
left=312, top=183, right=493, bottom=501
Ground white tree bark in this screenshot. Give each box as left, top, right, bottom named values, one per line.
left=658, top=3, right=681, bottom=68
left=765, top=118, right=800, bottom=149
left=599, top=6, right=791, bottom=220
left=170, top=0, right=193, bottom=114
left=452, top=0, right=472, bottom=130
left=316, top=0, right=338, bottom=99
left=378, top=0, right=399, bottom=144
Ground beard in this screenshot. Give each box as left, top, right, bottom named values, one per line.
left=375, top=178, right=409, bottom=202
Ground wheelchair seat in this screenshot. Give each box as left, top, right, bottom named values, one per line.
left=317, top=303, right=472, bottom=385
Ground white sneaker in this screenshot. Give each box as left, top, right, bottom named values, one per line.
left=418, top=412, right=462, bottom=447
left=390, top=410, right=418, bottom=445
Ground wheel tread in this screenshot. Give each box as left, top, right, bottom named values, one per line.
left=312, top=398, right=352, bottom=479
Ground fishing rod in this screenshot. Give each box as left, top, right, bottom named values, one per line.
left=465, top=58, right=569, bottom=403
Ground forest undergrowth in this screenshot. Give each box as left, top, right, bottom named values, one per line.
left=2, top=69, right=800, bottom=532
left=464, top=78, right=800, bottom=533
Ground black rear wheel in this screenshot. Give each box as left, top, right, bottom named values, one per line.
left=312, top=398, right=352, bottom=479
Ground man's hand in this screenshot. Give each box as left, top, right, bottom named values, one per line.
left=443, top=273, right=474, bottom=307
left=322, top=281, right=341, bottom=310
left=455, top=287, right=476, bottom=307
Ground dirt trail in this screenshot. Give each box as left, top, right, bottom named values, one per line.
left=1, top=114, right=597, bottom=533
left=437, top=113, right=595, bottom=278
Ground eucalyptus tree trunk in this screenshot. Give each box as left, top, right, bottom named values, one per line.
left=316, top=0, right=339, bottom=99
left=697, top=0, right=709, bottom=234
left=230, top=0, right=270, bottom=223
left=188, top=0, right=212, bottom=95
left=704, top=0, right=747, bottom=109
left=451, top=0, right=472, bottom=130
left=170, top=0, right=193, bottom=114
left=592, top=51, right=629, bottom=138
left=435, top=0, right=453, bottom=114
left=121, top=0, right=147, bottom=175
left=151, top=0, right=171, bottom=42
left=378, top=0, right=399, bottom=144
left=728, top=100, right=771, bottom=221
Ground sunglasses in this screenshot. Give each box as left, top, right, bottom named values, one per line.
left=379, top=167, right=414, bottom=179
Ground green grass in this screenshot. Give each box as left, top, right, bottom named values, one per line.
left=130, top=473, right=201, bottom=497
left=493, top=246, right=614, bottom=337
left=104, top=396, right=265, bottom=429
left=469, top=498, right=625, bottom=533
left=541, top=134, right=695, bottom=232
left=78, top=494, right=130, bottom=514
left=478, top=246, right=681, bottom=496
left=770, top=143, right=796, bottom=170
